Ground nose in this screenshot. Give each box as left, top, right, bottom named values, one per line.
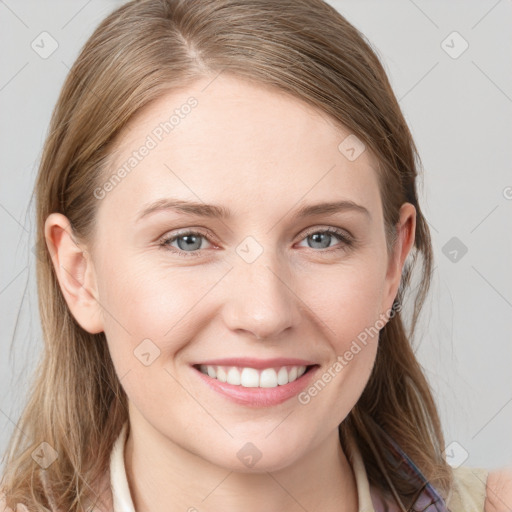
left=221, top=251, right=303, bottom=341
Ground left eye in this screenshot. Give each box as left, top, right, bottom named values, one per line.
left=297, top=228, right=352, bottom=250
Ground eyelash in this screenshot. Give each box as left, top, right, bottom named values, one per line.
left=158, top=227, right=354, bottom=258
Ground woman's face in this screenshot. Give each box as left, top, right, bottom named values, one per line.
left=49, top=73, right=415, bottom=472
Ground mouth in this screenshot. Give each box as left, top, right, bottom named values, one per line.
left=192, top=363, right=319, bottom=388
left=191, top=362, right=320, bottom=407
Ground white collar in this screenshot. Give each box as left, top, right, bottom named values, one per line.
left=110, top=422, right=136, bottom=512
left=109, top=421, right=379, bottom=512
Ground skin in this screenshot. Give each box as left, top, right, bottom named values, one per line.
left=46, top=73, right=416, bottom=512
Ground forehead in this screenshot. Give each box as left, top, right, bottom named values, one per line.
left=98, top=73, right=382, bottom=223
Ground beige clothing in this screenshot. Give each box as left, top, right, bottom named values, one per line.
left=445, top=464, right=489, bottom=512
left=85, top=422, right=489, bottom=512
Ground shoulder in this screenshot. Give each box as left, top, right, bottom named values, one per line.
left=446, top=464, right=489, bottom=511
left=484, top=467, right=512, bottom=512
left=446, top=465, right=512, bottom=512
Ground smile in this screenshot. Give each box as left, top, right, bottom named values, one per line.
left=191, top=363, right=320, bottom=407
left=195, top=364, right=310, bottom=388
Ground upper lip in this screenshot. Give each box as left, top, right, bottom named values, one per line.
left=192, top=357, right=318, bottom=369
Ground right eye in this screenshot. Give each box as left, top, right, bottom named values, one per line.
left=159, top=229, right=215, bottom=257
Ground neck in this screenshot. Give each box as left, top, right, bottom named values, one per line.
left=123, top=418, right=359, bottom=512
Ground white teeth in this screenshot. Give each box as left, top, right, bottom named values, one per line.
left=240, top=368, right=259, bottom=387
left=197, top=364, right=308, bottom=387
left=277, top=367, right=289, bottom=385
left=260, top=368, right=278, bottom=388
left=227, top=367, right=241, bottom=385
left=216, top=367, right=227, bottom=382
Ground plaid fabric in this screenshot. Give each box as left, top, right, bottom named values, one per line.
left=376, top=427, right=449, bottom=512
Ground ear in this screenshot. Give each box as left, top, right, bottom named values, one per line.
left=44, top=213, right=104, bottom=334
left=380, top=202, right=416, bottom=316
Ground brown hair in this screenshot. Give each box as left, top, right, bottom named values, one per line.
left=0, top=0, right=453, bottom=510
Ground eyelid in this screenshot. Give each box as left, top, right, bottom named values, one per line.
left=158, top=227, right=217, bottom=251
left=159, top=225, right=355, bottom=257
left=158, top=227, right=215, bottom=257
left=298, top=225, right=354, bottom=242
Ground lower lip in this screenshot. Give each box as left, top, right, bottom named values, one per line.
left=191, top=365, right=320, bottom=407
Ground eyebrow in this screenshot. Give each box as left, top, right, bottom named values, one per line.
left=136, top=198, right=371, bottom=222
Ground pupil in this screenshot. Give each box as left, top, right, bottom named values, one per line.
left=179, top=235, right=201, bottom=251
left=310, top=233, right=329, bottom=249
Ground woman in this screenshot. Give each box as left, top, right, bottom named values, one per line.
left=1, top=0, right=510, bottom=511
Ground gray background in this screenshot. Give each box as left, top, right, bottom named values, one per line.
left=1, top=0, right=511, bottom=473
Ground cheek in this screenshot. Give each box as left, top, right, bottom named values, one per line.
left=299, top=258, right=387, bottom=347
left=95, top=258, right=212, bottom=416
left=292, top=264, right=384, bottom=429
left=95, top=254, right=227, bottom=357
